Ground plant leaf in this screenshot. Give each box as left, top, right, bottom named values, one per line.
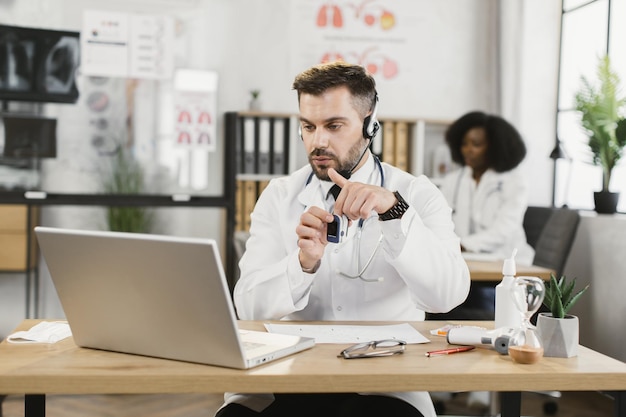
left=551, top=295, right=565, bottom=319
left=561, top=277, right=576, bottom=305
left=563, top=284, right=590, bottom=315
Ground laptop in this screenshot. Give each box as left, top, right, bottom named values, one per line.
left=34, top=226, right=315, bottom=369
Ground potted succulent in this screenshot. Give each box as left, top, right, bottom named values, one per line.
left=536, top=273, right=589, bottom=358
left=574, top=54, right=626, bottom=214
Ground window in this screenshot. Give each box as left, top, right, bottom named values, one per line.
left=554, top=0, right=626, bottom=212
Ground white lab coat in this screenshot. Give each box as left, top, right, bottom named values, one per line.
left=439, top=167, right=534, bottom=265
left=223, top=155, right=470, bottom=417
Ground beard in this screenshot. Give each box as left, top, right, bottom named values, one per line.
left=309, top=139, right=367, bottom=181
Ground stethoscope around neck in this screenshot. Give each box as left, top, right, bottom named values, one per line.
left=304, top=154, right=386, bottom=282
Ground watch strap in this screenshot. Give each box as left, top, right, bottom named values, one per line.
left=378, top=191, right=409, bottom=221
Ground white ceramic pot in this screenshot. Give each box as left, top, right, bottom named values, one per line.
left=249, top=98, right=261, bottom=111
left=536, top=312, right=579, bottom=358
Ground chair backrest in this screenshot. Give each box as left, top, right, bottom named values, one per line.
left=526, top=207, right=580, bottom=277
left=523, top=206, right=554, bottom=249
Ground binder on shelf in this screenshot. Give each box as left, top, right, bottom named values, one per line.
left=258, top=118, right=271, bottom=175
left=272, top=118, right=286, bottom=175
left=235, top=179, right=245, bottom=231
left=382, top=120, right=396, bottom=166
left=242, top=180, right=257, bottom=232
left=235, top=115, right=243, bottom=174
left=258, top=179, right=270, bottom=197
left=242, top=117, right=256, bottom=174
left=394, top=121, right=409, bottom=172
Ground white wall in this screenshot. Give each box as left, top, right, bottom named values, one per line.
left=0, top=0, right=560, bottom=336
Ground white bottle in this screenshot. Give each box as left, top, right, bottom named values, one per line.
left=495, top=249, right=521, bottom=329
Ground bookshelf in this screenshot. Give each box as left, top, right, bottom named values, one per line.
left=225, top=111, right=297, bottom=232
left=224, top=111, right=452, bottom=233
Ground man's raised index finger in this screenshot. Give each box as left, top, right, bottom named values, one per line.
left=328, top=168, right=349, bottom=187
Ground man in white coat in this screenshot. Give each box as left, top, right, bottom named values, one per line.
left=217, top=62, right=470, bottom=417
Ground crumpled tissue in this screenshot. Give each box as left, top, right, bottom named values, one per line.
left=6, top=321, right=72, bottom=344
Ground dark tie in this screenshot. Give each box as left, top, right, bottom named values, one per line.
left=328, top=170, right=350, bottom=200
left=328, top=184, right=342, bottom=200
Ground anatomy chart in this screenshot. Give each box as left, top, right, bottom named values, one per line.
left=289, top=0, right=421, bottom=85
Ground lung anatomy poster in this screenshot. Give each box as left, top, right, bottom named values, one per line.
left=173, top=70, right=218, bottom=152
left=289, top=0, right=421, bottom=86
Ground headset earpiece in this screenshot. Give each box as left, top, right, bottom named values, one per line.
left=362, top=94, right=380, bottom=140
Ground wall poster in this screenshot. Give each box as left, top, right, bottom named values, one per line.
left=289, top=0, right=422, bottom=93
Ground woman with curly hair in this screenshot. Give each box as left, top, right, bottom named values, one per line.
left=440, top=110, right=534, bottom=266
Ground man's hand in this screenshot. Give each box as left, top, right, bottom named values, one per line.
left=296, top=206, right=334, bottom=271
left=328, top=168, right=397, bottom=221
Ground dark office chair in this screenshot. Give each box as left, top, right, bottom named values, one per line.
left=525, top=206, right=581, bottom=278
left=522, top=206, right=554, bottom=249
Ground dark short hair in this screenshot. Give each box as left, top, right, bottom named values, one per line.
left=445, top=111, right=527, bottom=172
left=292, top=61, right=377, bottom=117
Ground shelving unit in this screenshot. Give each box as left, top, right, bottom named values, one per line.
left=226, top=111, right=297, bottom=232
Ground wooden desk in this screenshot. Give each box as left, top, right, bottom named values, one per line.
left=466, top=260, right=554, bottom=281
left=1, top=320, right=625, bottom=417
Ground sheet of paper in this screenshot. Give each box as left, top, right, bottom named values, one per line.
left=265, top=323, right=430, bottom=344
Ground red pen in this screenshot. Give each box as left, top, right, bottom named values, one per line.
left=425, top=345, right=475, bottom=357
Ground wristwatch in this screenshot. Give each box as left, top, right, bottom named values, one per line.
left=378, top=191, right=409, bottom=221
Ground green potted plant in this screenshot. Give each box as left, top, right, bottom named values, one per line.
left=574, top=54, right=626, bottom=214
left=536, top=273, right=589, bottom=358
left=103, top=149, right=153, bottom=233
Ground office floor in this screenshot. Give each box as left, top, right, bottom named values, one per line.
left=0, top=391, right=615, bottom=417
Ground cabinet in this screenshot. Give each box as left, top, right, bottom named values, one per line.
left=0, top=204, right=40, bottom=319
left=0, top=205, right=39, bottom=271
